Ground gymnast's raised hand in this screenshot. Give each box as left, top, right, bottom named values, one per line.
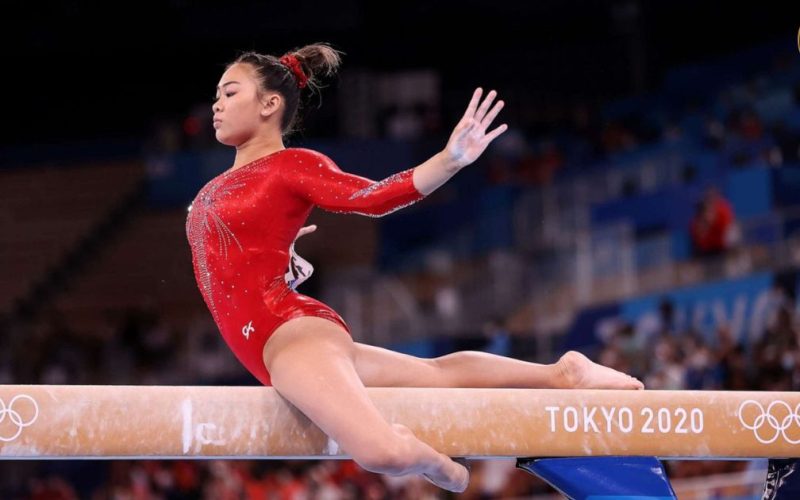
left=444, top=88, right=508, bottom=170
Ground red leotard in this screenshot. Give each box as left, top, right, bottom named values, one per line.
left=185, top=147, right=426, bottom=385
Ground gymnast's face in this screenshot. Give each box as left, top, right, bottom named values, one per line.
left=212, top=63, right=282, bottom=146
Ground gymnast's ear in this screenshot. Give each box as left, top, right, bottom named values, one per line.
left=260, top=91, right=283, bottom=118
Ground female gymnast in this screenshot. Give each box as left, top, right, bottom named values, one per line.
left=186, top=42, right=643, bottom=492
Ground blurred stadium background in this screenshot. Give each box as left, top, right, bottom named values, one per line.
left=1, top=1, right=799, bottom=498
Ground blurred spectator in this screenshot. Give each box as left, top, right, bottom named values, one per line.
left=690, top=187, right=739, bottom=257
left=482, top=317, right=511, bottom=356
left=599, top=120, right=638, bottom=156
left=771, top=119, right=800, bottom=165
left=754, top=304, right=798, bottom=390
left=661, top=118, right=683, bottom=143
left=683, top=334, right=721, bottom=389
left=731, top=107, right=764, bottom=142
left=515, top=139, right=565, bottom=186
left=424, top=250, right=462, bottom=329
left=384, top=104, right=425, bottom=140
left=704, top=115, right=727, bottom=150
left=28, top=476, right=77, bottom=500
left=416, top=102, right=442, bottom=136
left=203, top=461, right=243, bottom=499
left=485, top=127, right=528, bottom=185
left=645, top=334, right=686, bottom=390
left=716, top=324, right=751, bottom=390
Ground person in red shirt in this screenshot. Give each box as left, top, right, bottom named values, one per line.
left=690, top=187, right=737, bottom=256
left=190, top=42, right=643, bottom=494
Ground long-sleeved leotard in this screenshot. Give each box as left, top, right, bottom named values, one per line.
left=185, top=147, right=426, bottom=385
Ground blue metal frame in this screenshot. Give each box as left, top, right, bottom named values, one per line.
left=516, top=456, right=677, bottom=500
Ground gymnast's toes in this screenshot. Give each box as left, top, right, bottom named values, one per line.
left=556, top=350, right=643, bottom=390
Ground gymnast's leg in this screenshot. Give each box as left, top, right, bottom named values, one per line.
left=262, top=316, right=468, bottom=492
left=353, top=343, right=643, bottom=389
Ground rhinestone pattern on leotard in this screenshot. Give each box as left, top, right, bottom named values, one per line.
left=185, top=160, right=267, bottom=324
left=342, top=170, right=420, bottom=217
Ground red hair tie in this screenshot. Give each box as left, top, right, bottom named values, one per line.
left=279, top=54, right=308, bottom=89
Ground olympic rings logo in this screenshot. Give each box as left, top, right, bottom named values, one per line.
left=738, top=400, right=800, bottom=445
left=0, top=395, right=39, bottom=442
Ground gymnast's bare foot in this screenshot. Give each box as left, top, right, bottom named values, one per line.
left=555, top=351, right=644, bottom=390
left=390, top=423, right=469, bottom=493
left=421, top=456, right=469, bottom=493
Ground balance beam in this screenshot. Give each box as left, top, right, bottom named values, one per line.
left=0, top=385, right=797, bottom=459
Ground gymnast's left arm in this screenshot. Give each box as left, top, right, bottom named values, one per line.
left=285, top=87, right=507, bottom=216
left=283, top=149, right=428, bottom=217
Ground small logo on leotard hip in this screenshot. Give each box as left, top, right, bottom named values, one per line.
left=242, top=321, right=255, bottom=340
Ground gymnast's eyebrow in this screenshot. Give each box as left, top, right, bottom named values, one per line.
left=216, top=81, right=240, bottom=89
